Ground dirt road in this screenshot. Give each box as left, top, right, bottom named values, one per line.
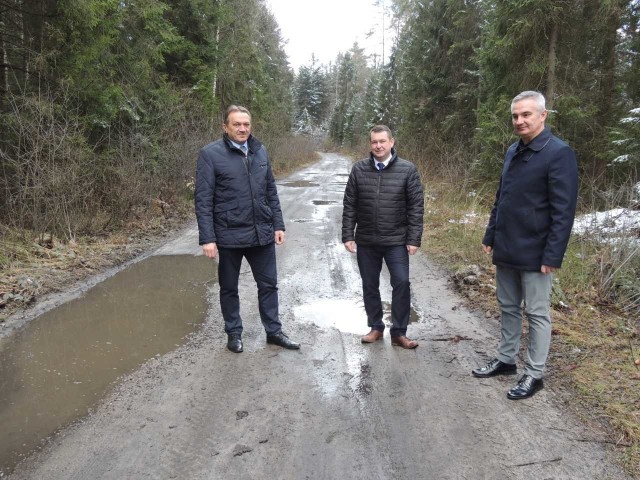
left=9, top=153, right=630, bottom=479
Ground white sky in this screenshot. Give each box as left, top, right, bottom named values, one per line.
left=265, top=0, right=394, bottom=71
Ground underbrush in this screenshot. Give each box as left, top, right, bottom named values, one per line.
left=0, top=131, right=319, bottom=324
left=262, top=132, right=322, bottom=176
left=422, top=178, right=640, bottom=477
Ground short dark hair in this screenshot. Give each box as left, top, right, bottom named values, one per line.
left=224, top=105, right=251, bottom=124
left=370, top=125, right=394, bottom=139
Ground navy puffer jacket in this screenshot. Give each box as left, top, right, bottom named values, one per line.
left=195, top=134, right=284, bottom=248
left=483, top=126, right=578, bottom=271
left=342, top=149, right=424, bottom=247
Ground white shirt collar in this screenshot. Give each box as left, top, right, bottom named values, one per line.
left=374, top=153, right=392, bottom=167
left=230, top=140, right=248, bottom=151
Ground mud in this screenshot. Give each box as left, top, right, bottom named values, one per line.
left=3, top=153, right=632, bottom=479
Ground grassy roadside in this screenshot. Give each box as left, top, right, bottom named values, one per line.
left=422, top=178, right=640, bottom=478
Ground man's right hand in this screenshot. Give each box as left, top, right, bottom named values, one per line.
left=344, top=241, right=356, bottom=253
left=203, top=242, right=218, bottom=259
left=482, top=244, right=492, bottom=254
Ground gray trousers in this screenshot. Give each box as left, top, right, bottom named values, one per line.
left=495, top=266, right=553, bottom=379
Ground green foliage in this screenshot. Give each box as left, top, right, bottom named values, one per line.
left=0, top=0, right=294, bottom=236
left=608, top=106, right=640, bottom=178
left=393, top=0, right=482, bottom=150
left=293, top=56, right=330, bottom=130
left=328, top=44, right=371, bottom=146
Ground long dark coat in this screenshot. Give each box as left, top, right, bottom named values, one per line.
left=483, top=126, right=578, bottom=271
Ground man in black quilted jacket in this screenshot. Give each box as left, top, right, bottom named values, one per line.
left=342, top=125, right=424, bottom=348
left=195, top=105, right=299, bottom=353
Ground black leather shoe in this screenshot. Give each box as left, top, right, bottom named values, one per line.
left=507, top=375, right=543, bottom=400
left=266, top=332, right=300, bottom=350
left=227, top=334, right=243, bottom=353
left=472, top=358, right=517, bottom=378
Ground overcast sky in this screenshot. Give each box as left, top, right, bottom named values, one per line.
left=265, top=0, right=394, bottom=71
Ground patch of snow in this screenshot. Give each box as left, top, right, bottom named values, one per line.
left=573, top=208, right=640, bottom=239
left=612, top=154, right=630, bottom=164
left=448, top=212, right=482, bottom=225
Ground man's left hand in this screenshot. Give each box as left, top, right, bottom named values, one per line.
left=407, top=245, right=419, bottom=255
left=541, top=265, right=557, bottom=274
left=275, top=230, right=285, bottom=245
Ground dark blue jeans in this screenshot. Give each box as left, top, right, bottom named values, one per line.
left=217, top=243, right=282, bottom=336
left=356, top=244, right=410, bottom=337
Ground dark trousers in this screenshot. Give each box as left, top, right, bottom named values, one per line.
left=217, top=243, right=282, bottom=336
left=356, top=245, right=411, bottom=337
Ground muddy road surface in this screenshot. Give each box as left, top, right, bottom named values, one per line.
left=6, top=153, right=630, bottom=479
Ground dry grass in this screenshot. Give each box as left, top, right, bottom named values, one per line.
left=422, top=178, right=640, bottom=478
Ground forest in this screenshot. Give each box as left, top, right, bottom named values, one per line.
left=2, top=0, right=639, bottom=235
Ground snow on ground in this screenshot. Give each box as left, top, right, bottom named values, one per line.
left=443, top=207, right=640, bottom=243
left=572, top=208, right=640, bottom=243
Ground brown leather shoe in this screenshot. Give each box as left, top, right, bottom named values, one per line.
left=361, top=329, right=383, bottom=343
left=391, top=336, right=418, bottom=349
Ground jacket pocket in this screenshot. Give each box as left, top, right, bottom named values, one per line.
left=213, top=200, right=238, bottom=227
left=258, top=200, right=273, bottom=222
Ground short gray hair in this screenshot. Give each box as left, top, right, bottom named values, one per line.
left=511, top=91, right=546, bottom=112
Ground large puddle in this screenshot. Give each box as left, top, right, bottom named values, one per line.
left=0, top=255, right=215, bottom=474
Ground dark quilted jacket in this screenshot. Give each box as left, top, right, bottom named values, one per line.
left=342, top=149, right=424, bottom=247
left=195, top=134, right=284, bottom=248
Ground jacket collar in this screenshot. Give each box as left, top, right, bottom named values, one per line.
left=223, top=133, right=262, bottom=153
left=369, top=148, right=398, bottom=168
left=518, top=125, right=552, bottom=152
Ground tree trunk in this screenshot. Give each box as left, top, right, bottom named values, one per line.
left=0, top=28, right=6, bottom=112
left=212, top=24, right=219, bottom=102
left=599, top=0, right=625, bottom=122
left=546, top=21, right=559, bottom=111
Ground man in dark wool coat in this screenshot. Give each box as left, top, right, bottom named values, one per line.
left=472, top=91, right=578, bottom=400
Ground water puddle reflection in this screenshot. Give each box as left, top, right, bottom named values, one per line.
left=279, top=180, right=320, bottom=188
left=294, top=299, right=369, bottom=335
left=0, top=255, right=215, bottom=474
left=294, top=299, right=420, bottom=335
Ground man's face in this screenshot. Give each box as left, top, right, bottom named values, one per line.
left=511, top=99, right=547, bottom=143
left=223, top=111, right=252, bottom=144
left=370, top=131, right=395, bottom=161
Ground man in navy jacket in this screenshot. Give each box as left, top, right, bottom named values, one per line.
left=195, top=105, right=299, bottom=353
left=472, top=91, right=578, bottom=399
